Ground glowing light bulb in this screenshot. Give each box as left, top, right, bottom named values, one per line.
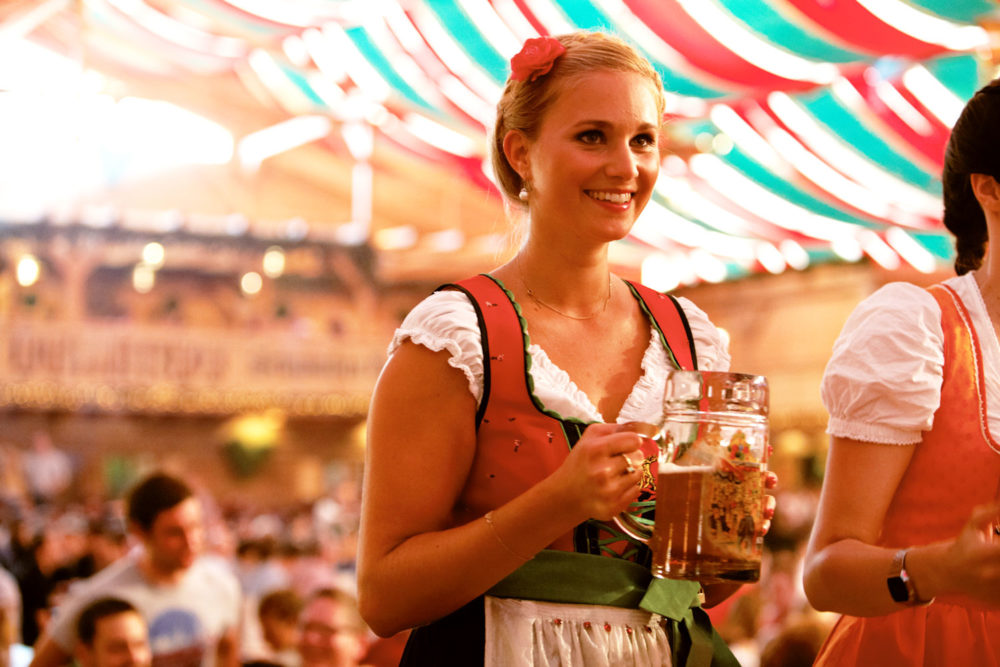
left=263, top=246, right=285, bottom=278
left=142, top=242, right=165, bottom=267
left=241, top=271, right=263, bottom=295
left=133, top=264, right=155, bottom=293
left=16, top=255, right=40, bottom=287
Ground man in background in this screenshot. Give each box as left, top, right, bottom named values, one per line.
left=30, top=472, right=241, bottom=667
left=74, top=598, right=150, bottom=667
left=297, top=589, right=365, bottom=667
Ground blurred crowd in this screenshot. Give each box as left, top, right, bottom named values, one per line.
left=0, top=429, right=410, bottom=667
left=0, top=429, right=834, bottom=667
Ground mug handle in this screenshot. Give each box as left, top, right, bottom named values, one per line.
left=610, top=421, right=661, bottom=544
left=612, top=512, right=652, bottom=544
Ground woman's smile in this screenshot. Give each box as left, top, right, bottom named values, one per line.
left=586, top=190, right=634, bottom=206
left=523, top=69, right=661, bottom=243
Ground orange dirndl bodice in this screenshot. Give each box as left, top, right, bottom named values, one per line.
left=814, top=283, right=1000, bottom=666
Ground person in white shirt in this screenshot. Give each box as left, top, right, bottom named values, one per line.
left=30, top=473, right=241, bottom=667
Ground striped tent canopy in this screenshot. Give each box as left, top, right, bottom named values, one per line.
left=4, top=0, right=999, bottom=286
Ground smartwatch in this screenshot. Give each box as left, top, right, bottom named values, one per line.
left=886, top=548, right=933, bottom=606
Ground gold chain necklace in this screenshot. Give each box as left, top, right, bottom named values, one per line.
left=519, top=260, right=613, bottom=321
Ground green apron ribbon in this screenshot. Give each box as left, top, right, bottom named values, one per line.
left=486, top=550, right=738, bottom=667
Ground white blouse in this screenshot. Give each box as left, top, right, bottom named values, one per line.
left=821, top=272, right=1000, bottom=445
left=389, top=286, right=731, bottom=424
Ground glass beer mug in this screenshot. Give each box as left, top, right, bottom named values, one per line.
left=614, top=370, right=769, bottom=583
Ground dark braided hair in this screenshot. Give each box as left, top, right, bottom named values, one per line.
left=942, top=79, right=1000, bottom=275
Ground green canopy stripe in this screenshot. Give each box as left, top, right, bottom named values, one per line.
left=717, top=0, right=867, bottom=63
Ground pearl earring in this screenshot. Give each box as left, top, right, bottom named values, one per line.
left=518, top=187, right=529, bottom=202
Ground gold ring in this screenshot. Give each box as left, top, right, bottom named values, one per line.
left=621, top=453, right=636, bottom=475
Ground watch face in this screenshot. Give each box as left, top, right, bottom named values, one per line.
left=887, top=575, right=909, bottom=603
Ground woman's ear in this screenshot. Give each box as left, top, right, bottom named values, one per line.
left=970, top=173, right=1000, bottom=213
left=502, top=129, right=530, bottom=182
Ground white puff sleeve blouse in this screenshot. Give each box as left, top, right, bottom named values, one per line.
left=821, top=272, right=1000, bottom=445
left=389, top=284, right=731, bottom=424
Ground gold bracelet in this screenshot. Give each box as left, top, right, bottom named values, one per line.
left=484, top=510, right=532, bottom=562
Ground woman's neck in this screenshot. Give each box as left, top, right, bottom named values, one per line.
left=516, top=242, right=610, bottom=303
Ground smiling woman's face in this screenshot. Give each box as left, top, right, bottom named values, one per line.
left=517, top=69, right=661, bottom=246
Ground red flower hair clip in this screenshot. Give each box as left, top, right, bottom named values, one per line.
left=510, top=36, right=566, bottom=83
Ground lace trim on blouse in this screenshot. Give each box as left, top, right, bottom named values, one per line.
left=388, top=287, right=730, bottom=423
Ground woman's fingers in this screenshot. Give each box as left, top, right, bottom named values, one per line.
left=967, top=502, right=1000, bottom=534
left=764, top=471, right=778, bottom=490
left=758, top=494, right=777, bottom=536
left=763, top=494, right=776, bottom=519
left=618, top=452, right=637, bottom=475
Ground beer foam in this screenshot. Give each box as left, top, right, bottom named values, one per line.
left=659, top=463, right=714, bottom=474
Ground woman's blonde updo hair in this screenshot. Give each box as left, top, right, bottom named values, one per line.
left=490, top=31, right=666, bottom=205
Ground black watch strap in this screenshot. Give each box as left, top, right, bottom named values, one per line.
left=886, top=548, right=933, bottom=606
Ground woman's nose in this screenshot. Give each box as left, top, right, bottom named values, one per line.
left=605, top=142, right=639, bottom=179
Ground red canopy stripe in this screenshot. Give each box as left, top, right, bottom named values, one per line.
left=626, top=0, right=826, bottom=90
left=783, top=0, right=953, bottom=59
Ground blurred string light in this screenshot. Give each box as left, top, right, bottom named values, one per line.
left=16, top=255, right=41, bottom=287
left=690, top=248, right=729, bottom=283
left=780, top=239, right=811, bottom=271
left=374, top=225, right=418, bottom=250
left=755, top=242, right=787, bottom=274
left=132, top=263, right=155, bottom=293
left=263, top=246, right=286, bottom=278
left=241, top=271, right=263, bottom=296
left=427, top=228, right=465, bottom=252
left=641, top=252, right=683, bottom=292
left=141, top=242, right=165, bottom=267
left=858, top=229, right=900, bottom=270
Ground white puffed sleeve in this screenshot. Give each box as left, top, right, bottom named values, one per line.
left=677, top=297, right=732, bottom=372
left=820, top=282, right=944, bottom=445
left=388, top=290, right=485, bottom=404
